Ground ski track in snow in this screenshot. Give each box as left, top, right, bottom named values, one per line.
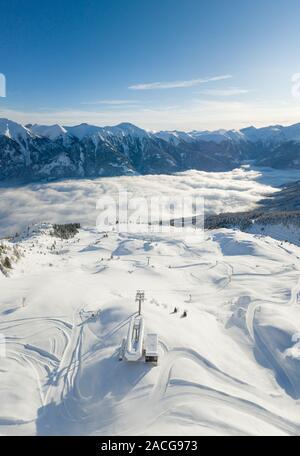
left=0, top=224, right=300, bottom=435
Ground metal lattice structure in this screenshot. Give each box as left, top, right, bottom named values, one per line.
left=135, top=290, right=145, bottom=315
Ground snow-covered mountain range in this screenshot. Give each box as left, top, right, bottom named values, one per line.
left=1, top=118, right=300, bottom=181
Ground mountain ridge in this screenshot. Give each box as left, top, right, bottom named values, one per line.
left=3, top=117, right=300, bottom=144
left=0, top=118, right=300, bottom=181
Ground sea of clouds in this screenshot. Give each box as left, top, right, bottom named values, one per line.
left=0, top=166, right=299, bottom=237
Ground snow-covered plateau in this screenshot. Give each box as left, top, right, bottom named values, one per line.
left=0, top=221, right=300, bottom=436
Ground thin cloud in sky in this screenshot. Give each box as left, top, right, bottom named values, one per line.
left=82, top=99, right=140, bottom=105
left=3, top=98, right=300, bottom=131
left=129, top=74, right=232, bottom=90
left=198, top=87, right=249, bottom=97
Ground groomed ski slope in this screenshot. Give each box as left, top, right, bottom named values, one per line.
left=0, top=224, right=300, bottom=436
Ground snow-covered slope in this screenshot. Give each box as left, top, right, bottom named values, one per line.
left=155, top=123, right=300, bottom=145
left=0, top=118, right=33, bottom=141
left=28, top=124, right=67, bottom=140
left=246, top=223, right=300, bottom=246
left=64, top=123, right=105, bottom=140
left=153, top=130, right=195, bottom=145
left=1, top=224, right=300, bottom=436
left=188, top=128, right=246, bottom=143
left=63, top=122, right=150, bottom=141
left=241, top=123, right=300, bottom=144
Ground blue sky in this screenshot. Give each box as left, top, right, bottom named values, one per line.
left=1, top=0, right=300, bottom=130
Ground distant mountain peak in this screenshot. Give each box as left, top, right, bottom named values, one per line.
left=29, top=124, right=67, bottom=140
left=0, top=118, right=33, bottom=141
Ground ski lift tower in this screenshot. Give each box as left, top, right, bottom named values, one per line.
left=136, top=290, right=145, bottom=316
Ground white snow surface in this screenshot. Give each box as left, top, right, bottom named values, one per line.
left=1, top=224, right=300, bottom=436
left=246, top=224, right=300, bottom=247
left=63, top=122, right=150, bottom=141
left=29, top=124, right=67, bottom=140
left=0, top=118, right=33, bottom=141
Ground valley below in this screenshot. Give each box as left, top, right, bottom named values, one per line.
left=0, top=165, right=299, bottom=237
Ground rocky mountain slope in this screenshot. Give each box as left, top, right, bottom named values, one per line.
left=1, top=118, right=300, bottom=181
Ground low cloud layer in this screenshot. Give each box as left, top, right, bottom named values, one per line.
left=1, top=167, right=299, bottom=238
